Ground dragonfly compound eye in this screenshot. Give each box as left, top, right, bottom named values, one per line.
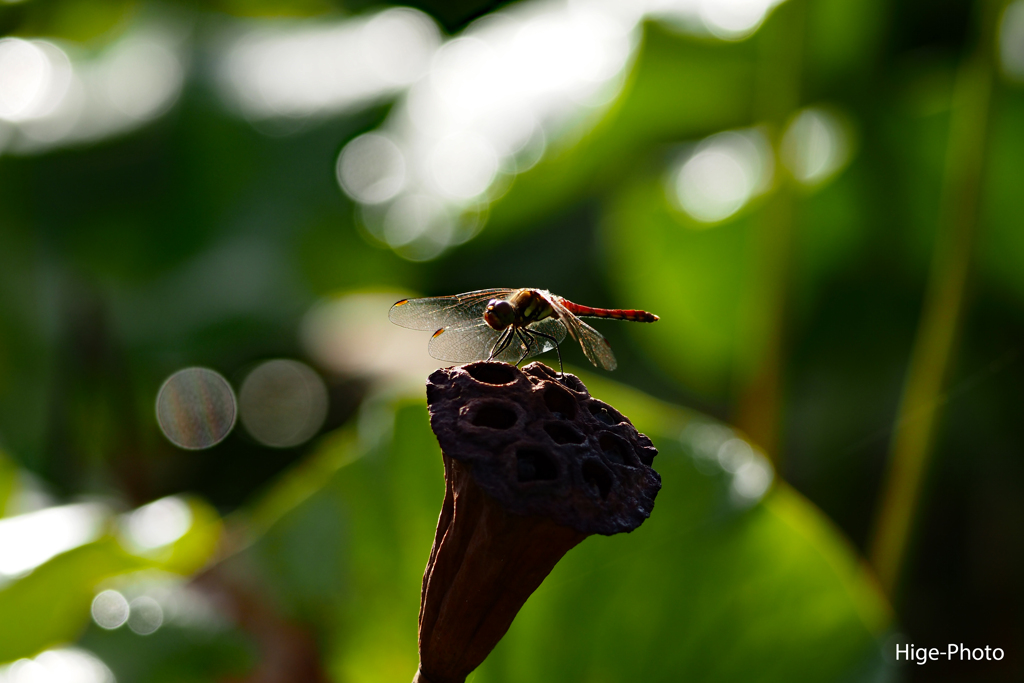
left=483, top=299, right=515, bottom=330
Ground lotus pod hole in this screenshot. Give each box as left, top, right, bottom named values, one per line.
left=544, top=421, right=586, bottom=445
left=543, top=383, right=578, bottom=419
left=470, top=402, right=519, bottom=429
left=465, top=362, right=518, bottom=385
left=516, top=447, right=560, bottom=482
left=582, top=459, right=614, bottom=499
left=599, top=432, right=635, bottom=466
left=588, top=401, right=624, bottom=426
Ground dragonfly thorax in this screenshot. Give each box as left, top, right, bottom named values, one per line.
left=483, top=290, right=555, bottom=331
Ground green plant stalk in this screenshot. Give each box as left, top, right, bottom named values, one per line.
left=735, top=0, right=804, bottom=459
left=868, top=0, right=1002, bottom=597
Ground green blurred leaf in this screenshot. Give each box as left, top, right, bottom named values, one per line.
left=158, top=497, right=224, bottom=576
left=0, top=450, right=16, bottom=518
left=789, top=165, right=869, bottom=317
left=215, top=0, right=337, bottom=19
left=297, top=211, right=417, bottom=295
left=327, top=399, right=443, bottom=682
left=0, top=497, right=223, bottom=664
left=979, top=91, right=1024, bottom=305
left=475, top=452, right=889, bottom=683
left=601, top=169, right=769, bottom=396
left=14, top=0, right=138, bottom=43
left=804, top=0, right=888, bottom=84
left=253, top=378, right=889, bottom=682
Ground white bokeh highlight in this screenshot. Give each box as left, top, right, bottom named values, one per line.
left=337, top=133, right=407, bottom=204
left=91, top=590, right=130, bottom=630
left=217, top=8, right=440, bottom=120
left=1000, top=0, right=1024, bottom=81
left=122, top=496, right=193, bottom=551
left=333, top=0, right=791, bottom=260
left=0, top=503, right=106, bottom=578
left=696, top=0, right=785, bottom=40
left=0, top=648, right=115, bottom=683
left=127, top=596, right=165, bottom=635
left=680, top=421, right=774, bottom=507
left=0, top=39, right=70, bottom=123
left=780, top=107, right=852, bottom=186
left=670, top=128, right=774, bottom=223
left=155, top=368, right=237, bottom=451
left=0, top=26, right=185, bottom=156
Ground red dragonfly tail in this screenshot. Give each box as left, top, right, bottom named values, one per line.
left=560, top=300, right=659, bottom=323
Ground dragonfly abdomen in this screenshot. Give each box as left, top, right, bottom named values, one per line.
left=560, top=301, right=659, bottom=323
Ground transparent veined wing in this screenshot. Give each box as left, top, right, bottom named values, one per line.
left=389, top=288, right=514, bottom=331
left=428, top=316, right=567, bottom=365
left=524, top=317, right=568, bottom=352
left=427, top=319, right=503, bottom=363
left=550, top=298, right=617, bottom=371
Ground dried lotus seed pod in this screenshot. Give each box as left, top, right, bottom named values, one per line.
left=414, top=361, right=660, bottom=683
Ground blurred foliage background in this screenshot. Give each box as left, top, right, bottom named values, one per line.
left=1, top=0, right=1022, bottom=681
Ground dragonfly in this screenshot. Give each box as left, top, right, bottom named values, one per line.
left=388, top=288, right=659, bottom=373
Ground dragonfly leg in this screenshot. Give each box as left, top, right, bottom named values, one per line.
left=515, top=328, right=533, bottom=366
left=528, top=329, right=564, bottom=379
left=488, top=327, right=514, bottom=361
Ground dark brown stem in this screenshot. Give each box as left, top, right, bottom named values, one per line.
left=417, top=456, right=585, bottom=683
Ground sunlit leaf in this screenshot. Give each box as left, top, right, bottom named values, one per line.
left=0, top=451, right=16, bottom=518
left=0, top=497, right=223, bottom=664
left=0, top=538, right=146, bottom=663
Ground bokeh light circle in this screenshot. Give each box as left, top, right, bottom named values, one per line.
left=780, top=107, right=851, bottom=186
left=671, top=129, right=772, bottom=224
left=91, top=589, right=130, bottom=630
left=337, top=133, right=406, bottom=204
left=155, top=367, right=237, bottom=450
left=360, top=7, right=440, bottom=85
left=676, top=149, right=751, bottom=222
left=429, top=132, right=499, bottom=200
left=127, top=596, right=164, bottom=635
left=0, top=38, right=70, bottom=123
left=239, top=359, right=329, bottom=448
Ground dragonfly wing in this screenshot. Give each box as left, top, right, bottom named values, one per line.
left=524, top=317, right=568, bottom=354
left=575, top=318, right=617, bottom=370
left=389, top=288, right=514, bottom=331
left=427, top=319, right=504, bottom=363
left=551, top=299, right=617, bottom=370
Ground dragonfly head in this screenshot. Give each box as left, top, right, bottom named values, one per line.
left=483, top=299, right=515, bottom=330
